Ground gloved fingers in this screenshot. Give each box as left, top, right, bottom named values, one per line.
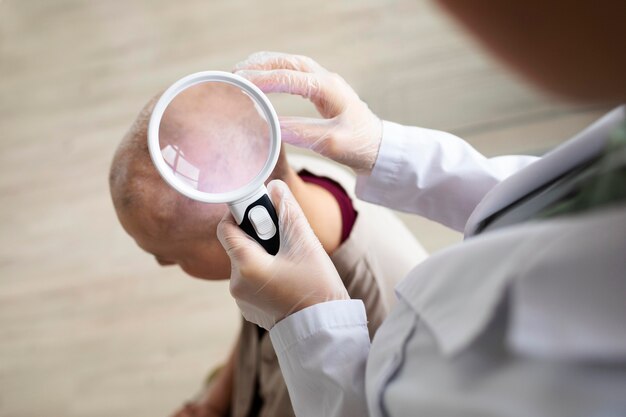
left=235, top=69, right=340, bottom=109
left=278, top=116, right=336, bottom=151
left=233, top=52, right=383, bottom=173
left=234, top=51, right=324, bottom=73
left=225, top=179, right=348, bottom=330
left=267, top=180, right=315, bottom=237
left=216, top=210, right=271, bottom=267
left=217, top=180, right=318, bottom=264
left=267, top=180, right=325, bottom=255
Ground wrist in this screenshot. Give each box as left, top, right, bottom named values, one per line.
left=356, top=116, right=384, bottom=175
left=299, top=288, right=350, bottom=313
left=368, top=117, right=384, bottom=173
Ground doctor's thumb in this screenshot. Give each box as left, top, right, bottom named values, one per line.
left=266, top=179, right=315, bottom=241
left=216, top=210, right=266, bottom=265
left=217, top=180, right=315, bottom=264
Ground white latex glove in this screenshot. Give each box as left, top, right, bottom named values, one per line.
left=217, top=180, right=350, bottom=330
left=234, top=51, right=383, bottom=174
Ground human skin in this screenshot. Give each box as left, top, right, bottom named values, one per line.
left=435, top=0, right=626, bottom=102
left=110, top=92, right=343, bottom=280
left=158, top=82, right=272, bottom=193
left=109, top=90, right=344, bottom=417
left=113, top=1, right=626, bottom=414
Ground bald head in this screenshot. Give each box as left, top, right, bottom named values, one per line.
left=109, top=84, right=291, bottom=279
left=110, top=95, right=223, bottom=239
left=158, top=82, right=272, bottom=193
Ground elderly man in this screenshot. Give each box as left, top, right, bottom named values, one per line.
left=109, top=84, right=427, bottom=417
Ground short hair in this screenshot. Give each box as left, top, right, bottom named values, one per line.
left=109, top=96, right=159, bottom=212
left=109, top=85, right=289, bottom=241
left=109, top=95, right=223, bottom=241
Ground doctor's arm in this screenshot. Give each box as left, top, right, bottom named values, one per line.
left=234, top=52, right=538, bottom=232
left=217, top=181, right=371, bottom=417
left=270, top=301, right=370, bottom=417
left=356, top=121, right=538, bottom=231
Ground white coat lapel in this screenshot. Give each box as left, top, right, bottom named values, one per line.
left=465, top=106, right=625, bottom=237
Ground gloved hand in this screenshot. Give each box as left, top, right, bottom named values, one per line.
left=217, top=180, right=350, bottom=330
left=234, top=52, right=383, bottom=174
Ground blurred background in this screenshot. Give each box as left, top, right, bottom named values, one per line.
left=0, top=0, right=609, bottom=416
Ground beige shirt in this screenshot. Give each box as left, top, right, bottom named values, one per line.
left=230, top=158, right=427, bottom=417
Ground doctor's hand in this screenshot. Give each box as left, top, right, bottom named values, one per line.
left=234, top=52, right=383, bottom=174
left=217, top=180, right=350, bottom=330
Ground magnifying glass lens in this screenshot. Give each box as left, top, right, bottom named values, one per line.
left=149, top=72, right=281, bottom=255
left=158, top=81, right=272, bottom=194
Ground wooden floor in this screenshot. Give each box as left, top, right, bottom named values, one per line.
left=0, top=1, right=609, bottom=416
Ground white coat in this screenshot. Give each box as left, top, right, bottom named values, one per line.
left=269, top=106, right=626, bottom=417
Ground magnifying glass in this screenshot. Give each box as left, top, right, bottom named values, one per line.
left=148, top=71, right=281, bottom=254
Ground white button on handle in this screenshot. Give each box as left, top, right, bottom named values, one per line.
left=248, top=205, right=277, bottom=240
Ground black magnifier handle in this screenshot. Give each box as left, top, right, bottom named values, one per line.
left=238, top=194, right=280, bottom=255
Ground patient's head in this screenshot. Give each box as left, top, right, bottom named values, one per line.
left=109, top=84, right=292, bottom=280
left=158, top=82, right=272, bottom=193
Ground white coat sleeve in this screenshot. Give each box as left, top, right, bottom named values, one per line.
left=356, top=121, right=539, bottom=231
left=269, top=299, right=370, bottom=417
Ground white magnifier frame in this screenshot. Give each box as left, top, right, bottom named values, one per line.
left=147, top=71, right=282, bottom=254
